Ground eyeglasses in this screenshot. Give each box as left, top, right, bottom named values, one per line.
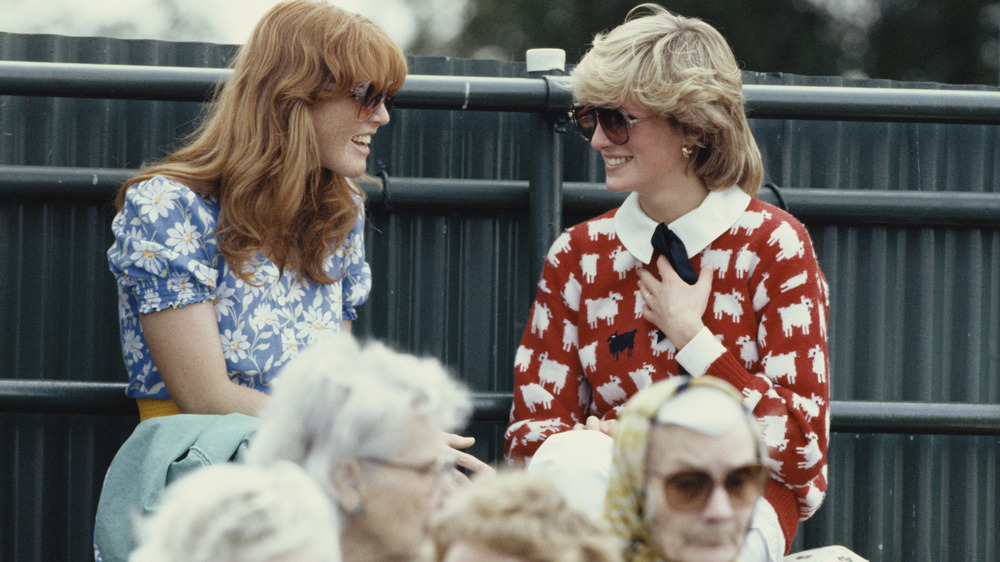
left=648, top=463, right=769, bottom=512
left=359, top=455, right=454, bottom=479
left=570, top=105, right=657, bottom=145
left=348, top=81, right=394, bottom=121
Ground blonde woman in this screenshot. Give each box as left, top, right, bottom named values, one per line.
left=507, top=5, right=830, bottom=558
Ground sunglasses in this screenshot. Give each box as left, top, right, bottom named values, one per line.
left=649, top=463, right=769, bottom=512
left=570, top=105, right=657, bottom=145
left=348, top=81, right=394, bottom=121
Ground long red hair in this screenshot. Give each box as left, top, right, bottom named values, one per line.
left=117, top=0, right=407, bottom=283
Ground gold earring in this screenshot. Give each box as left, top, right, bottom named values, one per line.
left=681, top=145, right=693, bottom=158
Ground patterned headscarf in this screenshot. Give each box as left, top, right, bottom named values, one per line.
left=601, top=376, right=748, bottom=562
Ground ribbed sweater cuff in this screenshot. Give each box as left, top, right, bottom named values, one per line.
left=765, top=480, right=799, bottom=554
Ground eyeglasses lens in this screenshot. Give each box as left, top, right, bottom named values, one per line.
left=351, top=82, right=394, bottom=121
left=663, top=465, right=767, bottom=511
left=571, top=106, right=631, bottom=145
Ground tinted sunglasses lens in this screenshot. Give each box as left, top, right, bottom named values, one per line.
left=664, top=471, right=713, bottom=510
left=597, top=108, right=630, bottom=144
left=725, top=466, right=768, bottom=504
left=572, top=106, right=597, bottom=141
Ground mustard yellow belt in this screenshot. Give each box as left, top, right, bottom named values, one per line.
left=136, top=398, right=181, bottom=422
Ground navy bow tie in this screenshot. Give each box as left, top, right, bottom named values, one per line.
left=650, top=223, right=697, bottom=285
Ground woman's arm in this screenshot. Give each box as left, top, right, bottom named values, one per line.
left=140, top=301, right=269, bottom=416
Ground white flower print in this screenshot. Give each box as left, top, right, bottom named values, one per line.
left=214, top=282, right=238, bottom=318
left=110, top=176, right=372, bottom=402
left=136, top=179, right=182, bottom=222
left=279, top=327, right=300, bottom=364
left=220, top=328, right=251, bottom=361
left=296, top=305, right=338, bottom=343
left=165, top=219, right=199, bottom=255
left=250, top=302, right=280, bottom=335
left=141, top=287, right=162, bottom=311
left=166, top=276, right=196, bottom=302
left=122, top=329, right=144, bottom=364
left=129, top=240, right=166, bottom=275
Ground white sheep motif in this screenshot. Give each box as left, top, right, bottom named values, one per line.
left=561, top=319, right=578, bottom=352
left=537, top=353, right=571, bottom=394
left=762, top=351, right=798, bottom=385
left=587, top=217, right=616, bottom=241
left=628, top=364, right=655, bottom=391
left=585, top=292, right=623, bottom=329
left=633, top=289, right=645, bottom=319
left=597, top=376, right=628, bottom=405
left=777, top=296, right=814, bottom=337
left=712, top=290, right=745, bottom=322
left=611, top=247, right=640, bottom=280
left=807, top=345, right=827, bottom=383
left=546, top=231, right=572, bottom=266
left=520, top=383, right=554, bottom=413
left=530, top=302, right=553, bottom=337
left=701, top=248, right=732, bottom=278
left=752, top=272, right=770, bottom=313
left=562, top=273, right=581, bottom=312
left=796, top=432, right=823, bottom=469
left=578, top=342, right=598, bottom=373
left=757, top=414, right=789, bottom=452
left=767, top=221, right=805, bottom=261
left=730, top=209, right=773, bottom=236
left=780, top=270, right=809, bottom=293
left=580, top=254, right=599, bottom=284
left=514, top=346, right=533, bottom=372
left=522, top=418, right=567, bottom=446
left=735, top=335, right=759, bottom=369
left=791, top=393, right=823, bottom=422
left=648, top=331, right=677, bottom=358
left=735, top=246, right=760, bottom=279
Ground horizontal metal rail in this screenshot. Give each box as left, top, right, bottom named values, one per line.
left=3, top=165, right=1000, bottom=228
left=4, top=61, right=1000, bottom=123
left=1, top=380, right=998, bottom=436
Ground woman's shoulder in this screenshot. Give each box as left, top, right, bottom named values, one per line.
left=122, top=175, right=219, bottom=216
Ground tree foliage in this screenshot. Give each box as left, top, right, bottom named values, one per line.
left=405, top=0, right=1000, bottom=86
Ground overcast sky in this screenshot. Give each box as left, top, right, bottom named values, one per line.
left=0, top=0, right=442, bottom=49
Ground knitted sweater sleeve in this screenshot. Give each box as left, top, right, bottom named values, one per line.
left=504, top=230, right=590, bottom=462
left=702, top=215, right=831, bottom=538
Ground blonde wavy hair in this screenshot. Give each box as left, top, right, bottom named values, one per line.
left=117, top=0, right=407, bottom=283
left=572, top=3, right=763, bottom=196
left=432, top=470, right=624, bottom=562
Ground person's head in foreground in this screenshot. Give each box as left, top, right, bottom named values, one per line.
left=431, top=470, right=624, bottom=562
left=129, top=461, right=341, bottom=562
left=570, top=3, right=762, bottom=198
left=246, top=334, right=472, bottom=562
left=603, top=376, right=768, bottom=562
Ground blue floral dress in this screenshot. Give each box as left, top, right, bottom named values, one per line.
left=107, top=176, right=371, bottom=399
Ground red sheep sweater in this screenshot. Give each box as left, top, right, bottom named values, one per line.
left=505, top=188, right=830, bottom=547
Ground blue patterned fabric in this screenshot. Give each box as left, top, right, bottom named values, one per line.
left=107, top=176, right=371, bottom=399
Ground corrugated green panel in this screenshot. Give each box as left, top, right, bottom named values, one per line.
left=2, top=32, right=999, bottom=561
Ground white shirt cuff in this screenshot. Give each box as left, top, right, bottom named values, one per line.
left=675, top=327, right=725, bottom=377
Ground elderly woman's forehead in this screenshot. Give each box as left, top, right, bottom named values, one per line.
left=646, top=423, right=756, bottom=470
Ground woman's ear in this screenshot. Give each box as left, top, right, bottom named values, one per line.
left=330, top=460, right=365, bottom=515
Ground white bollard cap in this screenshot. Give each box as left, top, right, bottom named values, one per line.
left=526, top=48, right=566, bottom=73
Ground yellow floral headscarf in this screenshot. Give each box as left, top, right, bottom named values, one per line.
left=601, top=376, right=747, bottom=562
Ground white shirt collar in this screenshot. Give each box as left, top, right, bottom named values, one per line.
left=614, top=187, right=752, bottom=264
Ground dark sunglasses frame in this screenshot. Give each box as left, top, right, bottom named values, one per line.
left=650, top=463, right=769, bottom=512
left=348, top=81, right=394, bottom=121
left=570, top=105, right=656, bottom=145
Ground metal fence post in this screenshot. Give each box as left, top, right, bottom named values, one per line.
left=526, top=49, right=567, bottom=293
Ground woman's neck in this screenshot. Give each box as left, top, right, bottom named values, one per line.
left=636, top=175, right=710, bottom=224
